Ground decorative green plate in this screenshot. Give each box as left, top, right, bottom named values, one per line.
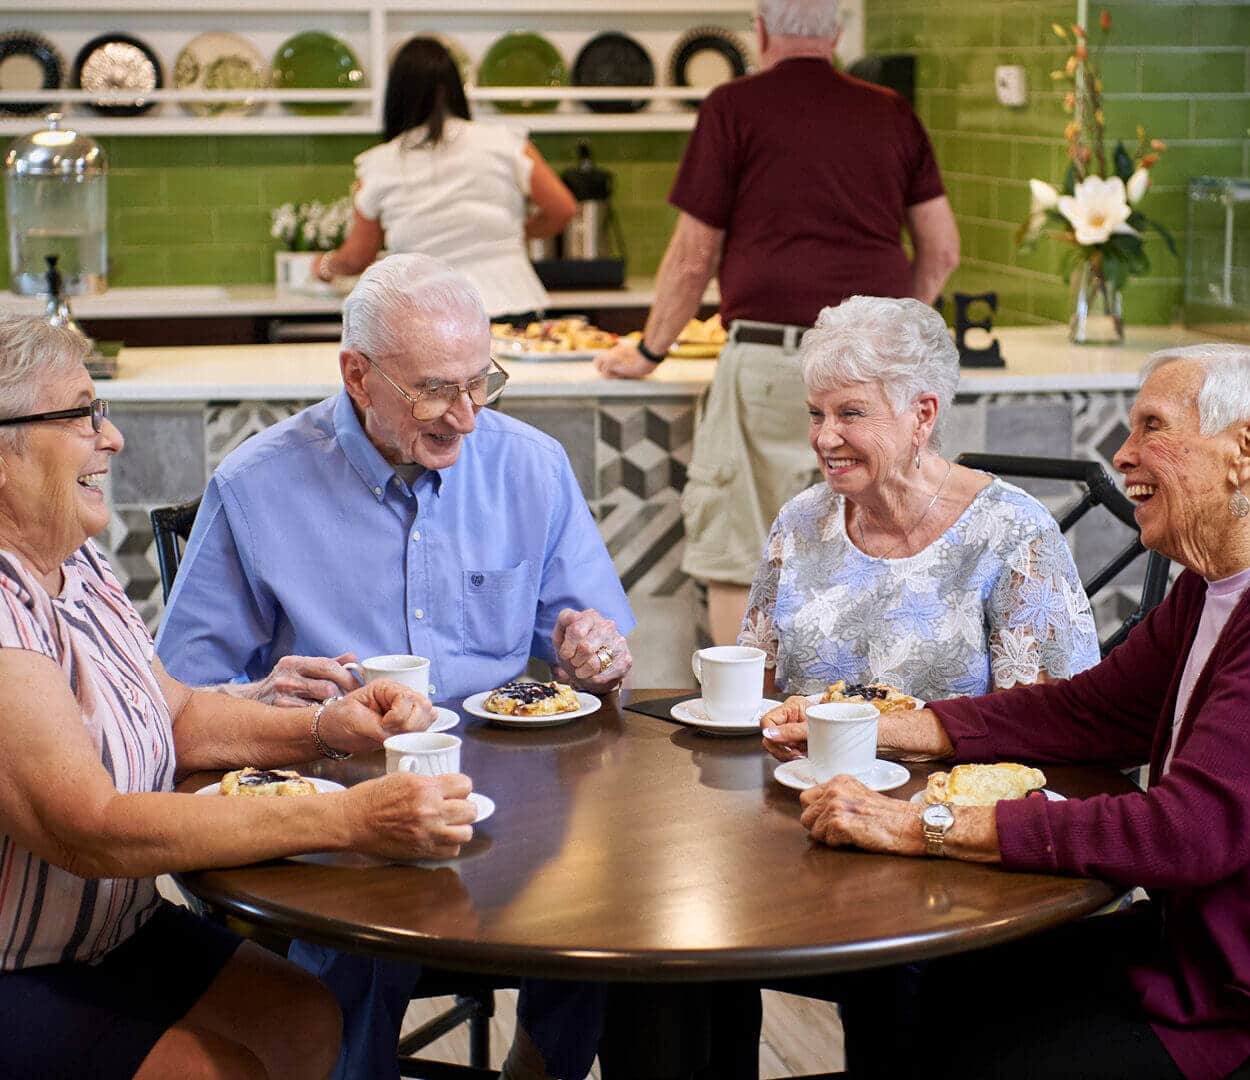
left=271, top=31, right=365, bottom=116
left=477, top=31, right=566, bottom=114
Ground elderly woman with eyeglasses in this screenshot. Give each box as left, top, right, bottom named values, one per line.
left=0, top=315, right=478, bottom=1080
left=744, top=295, right=1100, bottom=745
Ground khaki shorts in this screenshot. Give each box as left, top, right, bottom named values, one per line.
left=680, top=328, right=820, bottom=586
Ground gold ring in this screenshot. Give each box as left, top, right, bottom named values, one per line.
left=596, top=646, right=613, bottom=673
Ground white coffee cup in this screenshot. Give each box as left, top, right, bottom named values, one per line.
left=690, top=645, right=765, bottom=725
left=345, top=654, right=430, bottom=698
left=384, top=732, right=461, bottom=777
left=805, top=702, right=879, bottom=783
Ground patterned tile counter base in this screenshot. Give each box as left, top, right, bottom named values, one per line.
left=103, top=388, right=1155, bottom=688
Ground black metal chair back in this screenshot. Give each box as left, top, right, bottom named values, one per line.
left=149, top=498, right=202, bottom=602
left=956, top=453, right=1171, bottom=656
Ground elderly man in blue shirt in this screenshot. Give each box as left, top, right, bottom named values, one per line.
left=157, top=253, right=634, bottom=1080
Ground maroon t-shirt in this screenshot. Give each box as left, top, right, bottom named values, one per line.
left=668, top=58, right=946, bottom=327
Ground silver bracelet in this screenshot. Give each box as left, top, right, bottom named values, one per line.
left=311, top=697, right=351, bottom=760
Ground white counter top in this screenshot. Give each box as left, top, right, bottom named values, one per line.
left=102, top=325, right=1218, bottom=403
left=4, top=279, right=718, bottom=320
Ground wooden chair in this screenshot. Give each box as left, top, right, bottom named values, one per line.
left=148, top=499, right=499, bottom=1075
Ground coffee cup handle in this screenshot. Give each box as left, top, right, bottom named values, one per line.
left=691, top=651, right=701, bottom=684
left=342, top=662, right=365, bottom=686
left=398, top=756, right=420, bottom=773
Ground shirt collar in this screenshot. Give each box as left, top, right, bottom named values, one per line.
left=332, top=389, right=447, bottom=501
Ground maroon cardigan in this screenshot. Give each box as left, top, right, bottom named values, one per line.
left=931, top=570, right=1250, bottom=1080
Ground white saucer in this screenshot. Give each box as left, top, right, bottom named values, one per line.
left=429, top=706, right=459, bottom=733
left=670, top=697, right=782, bottom=736
left=194, top=776, right=345, bottom=796
left=909, top=789, right=1065, bottom=804
left=773, top=758, right=910, bottom=793
left=469, top=791, right=495, bottom=823
left=462, top=689, right=602, bottom=728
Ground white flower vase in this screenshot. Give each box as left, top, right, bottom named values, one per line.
left=1069, top=260, right=1125, bottom=346
left=274, top=251, right=337, bottom=297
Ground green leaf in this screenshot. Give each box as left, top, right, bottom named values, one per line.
left=1062, top=162, right=1077, bottom=196
left=1148, top=217, right=1179, bottom=257
left=1101, top=246, right=1129, bottom=289
left=1113, top=141, right=1134, bottom=182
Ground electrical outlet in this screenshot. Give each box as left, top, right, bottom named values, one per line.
left=994, top=65, right=1028, bottom=107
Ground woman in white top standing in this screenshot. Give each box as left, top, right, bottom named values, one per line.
left=316, top=37, right=577, bottom=318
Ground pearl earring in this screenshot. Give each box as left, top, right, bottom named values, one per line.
left=1230, top=490, right=1250, bottom=519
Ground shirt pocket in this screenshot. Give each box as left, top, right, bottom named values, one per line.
left=462, top=561, right=533, bottom=658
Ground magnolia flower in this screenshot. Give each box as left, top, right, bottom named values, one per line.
left=1126, top=168, right=1150, bottom=205
left=1029, top=179, right=1060, bottom=213
left=1057, top=176, right=1137, bottom=246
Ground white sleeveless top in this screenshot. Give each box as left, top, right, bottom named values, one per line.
left=354, top=118, right=550, bottom=317
left=0, top=542, right=170, bottom=969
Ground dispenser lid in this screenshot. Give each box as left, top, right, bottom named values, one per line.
left=560, top=140, right=612, bottom=202
left=4, top=113, right=106, bottom=177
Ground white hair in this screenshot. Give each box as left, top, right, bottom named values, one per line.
left=1140, top=343, right=1250, bottom=437
left=800, top=296, right=960, bottom=447
left=340, top=253, right=487, bottom=360
left=757, top=0, right=841, bottom=38
left=0, top=315, right=94, bottom=451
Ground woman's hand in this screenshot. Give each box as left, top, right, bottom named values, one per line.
left=799, top=775, right=925, bottom=855
left=761, top=695, right=810, bottom=761
left=344, top=772, right=476, bottom=861
left=318, top=680, right=435, bottom=755
left=241, top=653, right=361, bottom=706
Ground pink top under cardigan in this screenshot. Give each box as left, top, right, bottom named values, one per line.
left=933, top=569, right=1250, bottom=1080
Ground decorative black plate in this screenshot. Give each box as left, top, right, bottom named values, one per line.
left=0, top=31, right=63, bottom=116
left=668, top=27, right=749, bottom=108
left=572, top=32, right=654, bottom=114
left=73, top=33, right=163, bottom=117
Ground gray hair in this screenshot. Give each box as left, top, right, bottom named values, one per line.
left=341, top=253, right=487, bottom=360
left=757, top=0, right=841, bottom=38
left=1140, top=343, right=1250, bottom=438
left=0, top=315, right=94, bottom=451
left=800, top=296, right=960, bottom=447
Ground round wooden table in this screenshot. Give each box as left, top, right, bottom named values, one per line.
left=177, top=690, right=1138, bottom=983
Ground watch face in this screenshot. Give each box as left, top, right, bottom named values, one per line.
left=922, top=803, right=955, bottom=829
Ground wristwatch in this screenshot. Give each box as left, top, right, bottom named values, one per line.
left=921, top=802, right=955, bottom=857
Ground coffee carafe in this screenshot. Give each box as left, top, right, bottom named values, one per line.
left=555, top=140, right=625, bottom=287
left=4, top=113, right=108, bottom=297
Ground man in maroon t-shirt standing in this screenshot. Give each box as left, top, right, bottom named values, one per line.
left=596, top=0, right=959, bottom=646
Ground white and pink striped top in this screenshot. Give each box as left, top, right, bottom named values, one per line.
left=0, top=541, right=174, bottom=970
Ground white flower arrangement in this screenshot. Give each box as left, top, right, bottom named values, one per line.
left=270, top=198, right=353, bottom=253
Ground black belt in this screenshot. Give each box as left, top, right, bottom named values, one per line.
left=730, top=323, right=811, bottom=347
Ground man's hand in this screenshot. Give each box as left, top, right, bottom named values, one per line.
left=236, top=653, right=361, bottom=706
left=317, top=679, right=435, bottom=755
left=552, top=607, right=632, bottom=693
left=799, top=775, right=925, bottom=856
left=345, top=772, right=476, bottom=861
left=761, top=695, right=810, bottom=761
left=595, top=342, right=659, bottom=380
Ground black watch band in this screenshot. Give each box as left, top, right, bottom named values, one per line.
left=636, top=340, right=666, bottom=364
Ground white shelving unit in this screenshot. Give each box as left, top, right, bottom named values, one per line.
left=0, top=0, right=799, bottom=136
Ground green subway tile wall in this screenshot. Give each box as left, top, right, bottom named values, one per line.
left=867, top=0, right=1250, bottom=325
left=0, top=129, right=684, bottom=290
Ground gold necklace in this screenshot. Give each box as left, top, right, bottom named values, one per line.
left=854, top=458, right=954, bottom=560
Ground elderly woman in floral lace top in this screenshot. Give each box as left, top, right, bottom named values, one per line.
left=741, top=295, right=1100, bottom=707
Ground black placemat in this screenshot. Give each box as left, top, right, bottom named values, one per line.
left=623, top=692, right=697, bottom=722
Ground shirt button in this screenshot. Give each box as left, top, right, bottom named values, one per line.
left=373, top=486, right=383, bottom=496
left=412, top=530, right=421, bottom=542
left=414, top=608, right=424, bottom=620
left=428, top=683, right=437, bottom=696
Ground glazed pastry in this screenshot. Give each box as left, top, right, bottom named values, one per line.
left=923, top=763, right=1048, bottom=806
left=820, top=679, right=919, bottom=713
left=483, top=680, right=581, bottom=717
left=219, top=766, right=316, bottom=797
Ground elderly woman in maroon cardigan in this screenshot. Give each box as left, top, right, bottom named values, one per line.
left=762, top=343, right=1250, bottom=1080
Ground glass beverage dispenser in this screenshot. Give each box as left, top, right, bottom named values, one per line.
left=4, top=113, right=107, bottom=296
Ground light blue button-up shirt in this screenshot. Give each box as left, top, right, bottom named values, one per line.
left=156, top=391, right=633, bottom=699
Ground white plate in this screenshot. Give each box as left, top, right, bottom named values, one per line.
left=195, top=775, right=345, bottom=796
left=773, top=757, right=910, bottom=793
left=910, top=789, right=1066, bottom=804
left=468, top=791, right=495, bottom=823
left=805, top=691, right=926, bottom=709
left=429, top=706, right=459, bottom=733
left=493, top=342, right=607, bottom=363
left=462, top=689, right=602, bottom=728
left=670, top=697, right=782, bottom=736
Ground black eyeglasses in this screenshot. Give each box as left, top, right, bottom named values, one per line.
left=362, top=355, right=509, bottom=421
left=0, top=398, right=110, bottom=433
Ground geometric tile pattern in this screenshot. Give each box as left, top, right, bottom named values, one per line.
left=206, top=400, right=316, bottom=472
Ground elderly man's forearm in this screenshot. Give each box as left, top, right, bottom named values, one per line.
left=879, top=707, right=956, bottom=759
left=910, top=250, right=958, bottom=304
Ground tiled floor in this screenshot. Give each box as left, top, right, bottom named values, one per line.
left=402, top=989, right=846, bottom=1077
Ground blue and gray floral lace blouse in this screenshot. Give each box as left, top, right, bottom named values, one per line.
left=739, top=478, right=1100, bottom=699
